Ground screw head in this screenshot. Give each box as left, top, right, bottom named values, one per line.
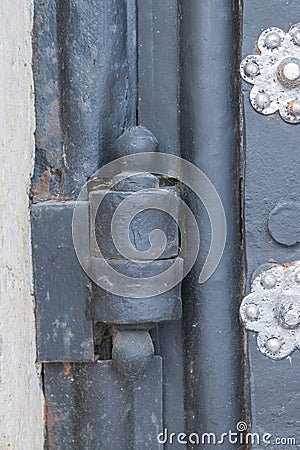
left=283, top=62, right=300, bottom=81
left=295, top=270, right=300, bottom=283
left=255, top=92, right=271, bottom=110
left=245, top=61, right=260, bottom=77
left=265, top=32, right=281, bottom=49
left=293, top=30, right=300, bottom=45
left=266, top=337, right=282, bottom=353
left=261, top=272, right=277, bottom=289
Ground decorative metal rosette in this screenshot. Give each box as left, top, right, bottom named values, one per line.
left=240, top=23, right=300, bottom=123
left=240, top=262, right=300, bottom=360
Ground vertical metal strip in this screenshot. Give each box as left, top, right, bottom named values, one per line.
left=180, top=0, right=243, bottom=444
left=137, top=2, right=185, bottom=446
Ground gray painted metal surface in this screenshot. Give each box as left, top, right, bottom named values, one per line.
left=30, top=0, right=300, bottom=448
left=242, top=0, right=300, bottom=445
left=180, top=2, right=243, bottom=447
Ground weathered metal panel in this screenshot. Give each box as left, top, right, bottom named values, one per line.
left=243, top=0, right=300, bottom=444
left=32, top=0, right=136, bottom=201
left=180, top=0, right=243, bottom=445
left=31, top=201, right=94, bottom=362
left=44, top=358, right=163, bottom=449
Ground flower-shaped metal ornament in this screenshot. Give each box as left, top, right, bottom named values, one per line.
left=240, top=23, right=300, bottom=123
left=240, top=262, right=300, bottom=360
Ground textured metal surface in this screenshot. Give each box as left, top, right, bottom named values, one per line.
left=240, top=262, right=300, bottom=359
left=137, top=2, right=184, bottom=443
left=44, top=358, right=163, bottom=450
left=180, top=1, right=243, bottom=446
left=268, top=200, right=300, bottom=246
left=241, top=23, right=300, bottom=123
left=31, top=201, right=94, bottom=362
left=32, top=0, right=137, bottom=201
left=243, top=0, right=300, bottom=444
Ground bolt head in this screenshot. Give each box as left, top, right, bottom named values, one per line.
left=245, top=61, right=260, bottom=77
left=255, top=92, right=271, bottom=110
left=283, top=62, right=300, bottom=81
left=295, top=270, right=300, bottom=283
left=293, top=30, right=300, bottom=45
left=265, top=32, right=281, bottom=49
left=266, top=337, right=282, bottom=353
left=245, top=304, right=260, bottom=320
left=261, top=272, right=277, bottom=289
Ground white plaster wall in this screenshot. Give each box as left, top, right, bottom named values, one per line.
left=0, top=0, right=44, bottom=448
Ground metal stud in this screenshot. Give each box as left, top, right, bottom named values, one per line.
left=244, top=61, right=260, bottom=78
left=260, top=272, right=277, bottom=289
left=245, top=304, right=260, bottom=320
left=255, top=92, right=270, bottom=110
left=283, top=62, right=300, bottom=81
left=265, top=32, right=281, bottom=49
left=265, top=337, right=282, bottom=353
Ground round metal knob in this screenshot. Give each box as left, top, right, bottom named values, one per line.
left=265, top=337, right=282, bottom=353
left=265, top=32, right=281, bottom=49
left=260, top=272, right=277, bottom=289
left=277, top=57, right=300, bottom=88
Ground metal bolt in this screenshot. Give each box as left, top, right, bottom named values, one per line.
left=261, top=272, right=277, bottom=289
left=245, top=61, right=259, bottom=77
left=245, top=304, right=259, bottom=320
left=265, top=337, right=282, bottom=353
left=283, top=62, right=300, bottom=81
left=290, top=100, right=300, bottom=116
left=255, top=92, right=270, bottom=109
left=295, top=270, right=300, bottom=283
left=293, top=30, right=300, bottom=45
left=265, top=32, right=281, bottom=49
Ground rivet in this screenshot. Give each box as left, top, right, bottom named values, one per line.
left=283, top=62, right=300, bottom=81
left=295, top=270, right=300, bottom=283
left=255, top=92, right=270, bottom=109
left=293, top=30, right=300, bottom=45
left=265, top=32, right=281, bottom=49
left=245, top=61, right=260, bottom=77
left=290, top=100, right=300, bottom=116
left=265, top=337, right=282, bottom=353
left=245, top=304, right=259, bottom=320
left=261, top=272, right=277, bottom=289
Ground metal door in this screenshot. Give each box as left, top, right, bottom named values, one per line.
left=31, top=0, right=300, bottom=448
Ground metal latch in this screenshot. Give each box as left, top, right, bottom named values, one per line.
left=240, top=23, right=300, bottom=123
left=240, top=262, right=300, bottom=360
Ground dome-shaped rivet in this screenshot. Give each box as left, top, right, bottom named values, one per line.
left=255, top=92, right=270, bottom=109
left=245, top=304, right=260, bottom=320
left=265, top=32, right=281, bottom=49
left=245, top=61, right=260, bottom=77
left=261, top=272, right=277, bottom=289
left=266, top=337, right=282, bottom=353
